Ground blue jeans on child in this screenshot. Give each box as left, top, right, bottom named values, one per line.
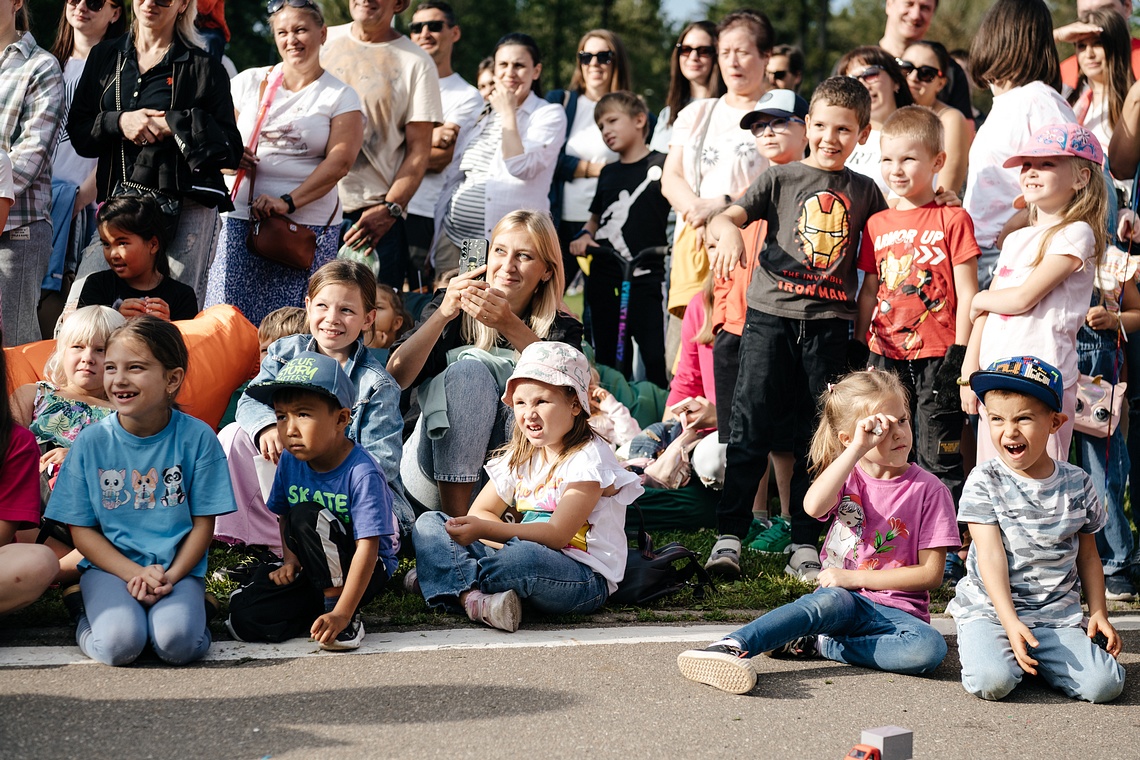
left=956, top=618, right=1125, bottom=703
left=411, top=511, right=609, bottom=614
left=77, top=568, right=210, bottom=666
left=726, top=586, right=946, bottom=676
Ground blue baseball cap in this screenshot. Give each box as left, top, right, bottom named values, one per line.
left=245, top=352, right=354, bottom=410
left=969, top=356, right=1064, bottom=412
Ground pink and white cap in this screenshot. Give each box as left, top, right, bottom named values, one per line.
left=1002, top=123, right=1104, bottom=168
left=502, top=341, right=592, bottom=411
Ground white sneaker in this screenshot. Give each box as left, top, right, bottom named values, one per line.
left=785, top=544, right=821, bottom=582
left=466, top=589, right=522, bottom=632
left=677, top=643, right=756, bottom=694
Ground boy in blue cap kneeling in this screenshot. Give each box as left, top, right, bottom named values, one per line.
left=948, top=356, right=1124, bottom=702
left=226, top=353, right=397, bottom=650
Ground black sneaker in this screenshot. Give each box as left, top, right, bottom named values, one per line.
left=767, top=635, right=819, bottom=659
left=61, top=584, right=85, bottom=627
left=1105, top=573, right=1138, bottom=602
left=320, top=614, right=365, bottom=651
left=677, top=643, right=756, bottom=694
left=204, top=592, right=221, bottom=624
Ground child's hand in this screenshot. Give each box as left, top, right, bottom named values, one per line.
left=816, top=567, right=858, bottom=589
left=127, top=575, right=157, bottom=604
left=969, top=292, right=988, bottom=324
left=1088, top=611, right=1123, bottom=658
left=269, top=561, right=299, bottom=586
left=39, top=447, right=67, bottom=474
left=259, top=426, right=283, bottom=464
left=707, top=219, right=745, bottom=279
left=1117, top=209, right=1140, bottom=244
left=960, top=384, right=978, bottom=415
left=445, top=515, right=487, bottom=546
left=933, top=186, right=961, bottom=207
left=311, top=610, right=351, bottom=645
left=569, top=234, right=593, bottom=257
left=118, top=298, right=148, bottom=319
left=142, top=297, right=171, bottom=322
left=1085, top=304, right=1122, bottom=332
left=850, top=413, right=895, bottom=454
left=590, top=386, right=611, bottom=403
left=683, top=197, right=724, bottom=228
left=141, top=564, right=173, bottom=597
left=1002, top=619, right=1040, bottom=675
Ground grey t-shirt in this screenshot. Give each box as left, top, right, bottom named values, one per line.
left=946, top=458, right=1106, bottom=628
left=737, top=161, right=887, bottom=321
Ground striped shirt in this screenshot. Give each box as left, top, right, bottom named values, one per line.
left=443, top=109, right=502, bottom=242
left=0, top=33, right=63, bottom=231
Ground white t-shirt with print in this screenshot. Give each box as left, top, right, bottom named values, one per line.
left=227, top=67, right=362, bottom=226
left=562, top=96, right=618, bottom=223
left=963, top=82, right=1076, bottom=248
left=485, top=437, right=642, bottom=593
left=978, top=221, right=1096, bottom=388
left=407, top=72, right=484, bottom=219
left=845, top=127, right=887, bottom=195
left=670, top=97, right=769, bottom=203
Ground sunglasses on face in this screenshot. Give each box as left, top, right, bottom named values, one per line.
left=848, top=66, right=882, bottom=84
left=266, top=0, right=323, bottom=17
left=767, top=69, right=790, bottom=80
left=409, top=20, right=446, bottom=35
left=677, top=44, right=715, bottom=60
left=578, top=50, right=615, bottom=66
left=66, top=0, right=119, bottom=11
left=749, top=116, right=805, bottom=136
left=896, top=59, right=942, bottom=83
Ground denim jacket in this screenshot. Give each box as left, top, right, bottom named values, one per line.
left=236, top=334, right=411, bottom=528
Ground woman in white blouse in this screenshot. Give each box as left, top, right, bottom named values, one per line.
left=432, top=33, right=566, bottom=270
left=204, top=0, right=363, bottom=326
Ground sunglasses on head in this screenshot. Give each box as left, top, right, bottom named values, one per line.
left=896, top=59, right=942, bottom=83
left=409, top=20, right=446, bottom=35
left=676, top=44, right=715, bottom=59
left=749, top=116, right=805, bottom=137
left=66, top=0, right=120, bottom=10
left=578, top=50, right=615, bottom=66
left=848, top=66, right=882, bottom=84
left=266, top=0, right=324, bottom=18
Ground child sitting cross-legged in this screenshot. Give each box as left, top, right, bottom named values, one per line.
left=949, top=355, right=1125, bottom=703
left=225, top=352, right=398, bottom=651
left=678, top=368, right=959, bottom=694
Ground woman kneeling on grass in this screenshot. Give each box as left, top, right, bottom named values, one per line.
left=678, top=369, right=959, bottom=693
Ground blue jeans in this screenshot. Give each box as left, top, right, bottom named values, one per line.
left=400, top=360, right=512, bottom=509
left=341, top=212, right=408, bottom=290
left=411, top=511, right=609, bottom=614
left=727, top=587, right=947, bottom=676
left=957, top=618, right=1125, bottom=703
left=77, top=568, right=211, bottom=666
left=1074, top=327, right=1134, bottom=576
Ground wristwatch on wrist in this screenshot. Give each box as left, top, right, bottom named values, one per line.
left=280, top=194, right=296, bottom=214
left=384, top=200, right=405, bottom=220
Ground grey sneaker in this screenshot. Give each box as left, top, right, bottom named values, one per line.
left=785, top=544, right=821, bottom=582
left=677, top=643, right=756, bottom=694
left=466, top=589, right=522, bottom=632
left=403, top=567, right=421, bottom=595
left=705, top=535, right=742, bottom=579
left=767, top=635, right=819, bottom=659
left=1105, top=573, right=1138, bottom=601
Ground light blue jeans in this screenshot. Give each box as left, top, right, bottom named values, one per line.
left=411, top=511, right=609, bottom=615
left=727, top=586, right=947, bottom=675
left=956, top=618, right=1125, bottom=703
left=77, top=567, right=211, bottom=667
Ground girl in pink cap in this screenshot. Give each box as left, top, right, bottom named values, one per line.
left=409, top=341, right=643, bottom=632
left=960, top=123, right=1109, bottom=462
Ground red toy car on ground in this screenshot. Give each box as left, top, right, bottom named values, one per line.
left=844, top=745, right=882, bottom=760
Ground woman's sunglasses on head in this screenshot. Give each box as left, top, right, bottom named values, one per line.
left=676, top=44, right=715, bottom=60
left=266, top=0, right=324, bottom=18
left=849, top=66, right=882, bottom=84
left=578, top=50, right=615, bottom=66
left=895, top=59, right=942, bottom=83
left=409, top=20, right=446, bottom=35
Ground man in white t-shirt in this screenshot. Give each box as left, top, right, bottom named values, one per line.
left=322, top=0, right=443, bottom=290
left=405, top=1, right=483, bottom=285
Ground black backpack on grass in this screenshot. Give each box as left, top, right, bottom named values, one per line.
left=609, top=504, right=715, bottom=606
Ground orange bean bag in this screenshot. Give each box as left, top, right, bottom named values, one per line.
left=4, top=305, right=260, bottom=430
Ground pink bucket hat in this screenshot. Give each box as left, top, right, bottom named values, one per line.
left=502, top=341, right=591, bottom=411
left=1002, top=123, right=1104, bottom=168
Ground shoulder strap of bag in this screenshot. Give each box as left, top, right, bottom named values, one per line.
left=689, top=99, right=717, bottom=194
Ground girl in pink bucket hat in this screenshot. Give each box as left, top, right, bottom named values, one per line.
left=960, top=122, right=1109, bottom=462
left=409, top=342, right=643, bottom=632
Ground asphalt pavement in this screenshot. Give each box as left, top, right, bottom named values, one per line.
left=1, top=621, right=1138, bottom=760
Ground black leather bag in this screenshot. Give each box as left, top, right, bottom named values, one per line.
left=609, top=504, right=715, bottom=606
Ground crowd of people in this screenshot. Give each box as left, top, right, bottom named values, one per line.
left=0, top=0, right=1137, bottom=704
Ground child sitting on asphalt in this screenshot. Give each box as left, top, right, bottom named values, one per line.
left=678, top=368, right=958, bottom=694
left=949, top=355, right=1125, bottom=703
left=226, top=352, right=398, bottom=651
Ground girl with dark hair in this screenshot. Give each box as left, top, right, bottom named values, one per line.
left=650, top=21, right=724, bottom=152
left=837, top=46, right=914, bottom=196
left=78, top=197, right=198, bottom=321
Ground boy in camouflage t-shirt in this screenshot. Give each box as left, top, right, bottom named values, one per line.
left=947, top=356, right=1124, bottom=703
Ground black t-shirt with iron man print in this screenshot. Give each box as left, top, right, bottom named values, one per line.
left=737, top=161, right=887, bottom=321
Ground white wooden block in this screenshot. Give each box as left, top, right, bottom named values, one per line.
left=860, top=725, right=913, bottom=760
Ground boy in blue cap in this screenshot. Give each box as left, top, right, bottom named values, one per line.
left=226, top=352, right=398, bottom=650
left=948, top=356, right=1124, bottom=702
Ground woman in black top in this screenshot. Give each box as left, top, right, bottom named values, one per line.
left=67, top=0, right=241, bottom=309
left=388, top=210, right=582, bottom=517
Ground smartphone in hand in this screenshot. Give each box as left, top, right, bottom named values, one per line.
left=460, top=238, right=489, bottom=280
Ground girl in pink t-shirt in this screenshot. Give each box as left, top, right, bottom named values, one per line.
left=678, top=369, right=958, bottom=695
left=961, top=123, right=1107, bottom=462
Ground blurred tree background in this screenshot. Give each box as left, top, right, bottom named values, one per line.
left=23, top=0, right=1114, bottom=113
